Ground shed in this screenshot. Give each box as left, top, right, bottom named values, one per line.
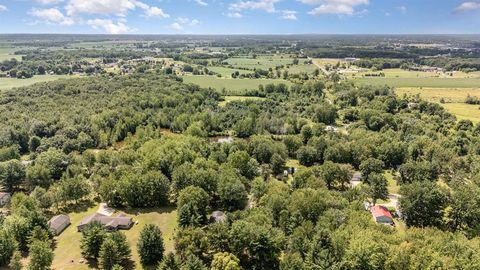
left=48, top=215, right=71, bottom=235
left=371, top=205, right=394, bottom=225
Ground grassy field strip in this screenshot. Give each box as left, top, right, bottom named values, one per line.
left=207, top=66, right=252, bottom=77
left=396, top=87, right=480, bottom=103
left=52, top=205, right=177, bottom=270
left=0, top=47, right=23, bottom=61
left=354, top=77, right=480, bottom=88
left=395, top=87, right=480, bottom=122
left=441, top=103, right=480, bottom=123
left=0, top=75, right=75, bottom=91
left=182, top=76, right=291, bottom=95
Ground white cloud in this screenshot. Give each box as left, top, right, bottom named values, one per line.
left=300, top=0, right=369, bottom=16
left=230, top=0, right=280, bottom=13
left=29, top=8, right=74, bottom=25
left=170, top=22, right=183, bottom=31
left=454, top=1, right=480, bottom=12
left=194, top=0, right=208, bottom=6
left=190, top=19, right=200, bottom=26
left=170, top=17, right=200, bottom=31
left=281, top=10, right=297, bottom=20
left=398, top=5, right=407, bottom=14
left=35, top=0, right=64, bottom=4
left=66, top=0, right=134, bottom=16
left=227, top=12, right=243, bottom=18
left=87, top=19, right=132, bottom=34
left=144, top=6, right=170, bottom=18
left=0, top=5, right=7, bottom=12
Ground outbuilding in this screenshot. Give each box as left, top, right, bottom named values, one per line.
left=48, top=214, right=71, bottom=235
left=371, top=205, right=394, bottom=226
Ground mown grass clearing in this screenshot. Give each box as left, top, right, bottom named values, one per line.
left=353, top=77, right=480, bottom=88
left=396, top=87, right=480, bottom=103
left=0, top=75, right=75, bottom=91
left=225, top=55, right=295, bottom=70
left=207, top=66, right=251, bottom=77
left=182, top=76, right=291, bottom=95
left=0, top=47, right=23, bottom=61
left=219, top=96, right=265, bottom=107
left=52, top=204, right=177, bottom=270
left=440, top=103, right=480, bottom=123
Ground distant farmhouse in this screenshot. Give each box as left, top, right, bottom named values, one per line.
left=0, top=192, right=11, bottom=207
left=77, top=213, right=133, bottom=232
left=371, top=205, right=394, bottom=226
left=48, top=215, right=71, bottom=235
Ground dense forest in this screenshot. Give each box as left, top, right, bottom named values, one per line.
left=2, top=70, right=480, bottom=269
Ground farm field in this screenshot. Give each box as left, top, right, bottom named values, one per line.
left=0, top=75, right=75, bottom=90
left=52, top=204, right=177, bottom=270
left=396, top=87, right=480, bottom=103
left=0, top=47, right=23, bottom=61
left=207, top=66, right=251, bottom=77
left=395, top=87, right=480, bottom=122
left=353, top=77, right=480, bottom=88
left=350, top=68, right=480, bottom=79
left=225, top=55, right=296, bottom=70
left=441, top=103, right=480, bottom=123
left=183, top=76, right=291, bottom=95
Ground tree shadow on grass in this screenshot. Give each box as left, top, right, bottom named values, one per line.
left=121, top=206, right=176, bottom=216
left=60, top=199, right=97, bottom=214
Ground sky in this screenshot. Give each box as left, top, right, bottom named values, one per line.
left=0, top=0, right=479, bottom=35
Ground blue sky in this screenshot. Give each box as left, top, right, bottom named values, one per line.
left=0, top=0, right=479, bottom=34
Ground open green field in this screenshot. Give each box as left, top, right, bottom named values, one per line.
left=207, top=66, right=252, bottom=77
left=441, top=103, right=480, bottom=123
left=396, top=87, right=480, bottom=103
left=183, top=76, right=291, bottom=95
left=225, top=55, right=295, bottom=70
left=353, top=77, right=480, bottom=88
left=0, top=75, right=74, bottom=91
left=52, top=204, right=177, bottom=270
left=0, top=47, right=23, bottom=61
left=350, top=68, right=480, bottom=79
left=285, top=63, right=318, bottom=74
left=219, top=96, right=265, bottom=107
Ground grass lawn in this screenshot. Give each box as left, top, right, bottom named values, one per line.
left=218, top=96, right=265, bottom=107
left=384, top=171, right=400, bottom=194
left=441, top=103, right=480, bottom=123
left=285, top=63, right=318, bottom=74
left=207, top=66, right=251, bottom=77
left=52, top=204, right=177, bottom=270
left=0, top=47, right=23, bottom=61
left=396, top=87, right=480, bottom=103
left=182, top=76, right=291, bottom=95
left=0, top=75, right=74, bottom=91
left=225, top=55, right=294, bottom=70
left=352, top=77, right=480, bottom=88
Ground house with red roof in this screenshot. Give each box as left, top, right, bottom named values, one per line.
left=371, top=205, right=394, bottom=226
